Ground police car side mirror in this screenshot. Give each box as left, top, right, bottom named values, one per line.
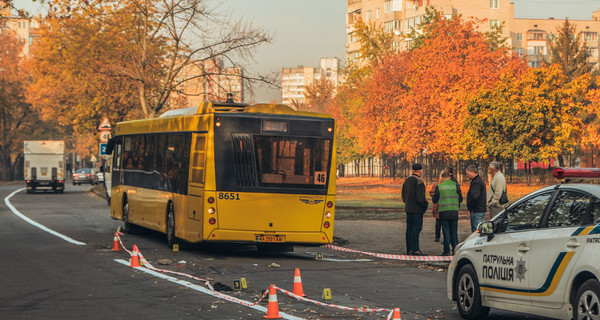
left=477, top=221, right=495, bottom=241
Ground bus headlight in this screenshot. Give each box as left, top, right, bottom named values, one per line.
left=208, top=207, right=215, bottom=214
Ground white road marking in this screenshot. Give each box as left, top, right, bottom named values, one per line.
left=4, top=188, right=86, bottom=246
left=114, top=259, right=305, bottom=320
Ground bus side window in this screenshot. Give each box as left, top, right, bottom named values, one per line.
left=135, top=135, right=145, bottom=171
left=156, top=134, right=167, bottom=190
left=122, top=136, right=133, bottom=170
left=143, top=135, right=155, bottom=172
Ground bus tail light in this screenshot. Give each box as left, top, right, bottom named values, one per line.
left=327, top=201, right=333, bottom=208
left=208, top=197, right=215, bottom=204
left=215, top=117, right=221, bottom=127
left=325, top=211, right=332, bottom=219
left=208, top=207, right=215, bottom=214
left=209, top=218, right=216, bottom=225
left=26, top=180, right=30, bottom=183
left=323, top=221, right=330, bottom=228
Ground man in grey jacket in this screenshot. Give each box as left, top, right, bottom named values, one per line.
left=487, top=162, right=506, bottom=217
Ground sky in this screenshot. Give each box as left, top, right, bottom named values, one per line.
left=12, top=0, right=600, bottom=103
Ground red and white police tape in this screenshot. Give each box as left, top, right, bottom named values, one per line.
left=114, top=232, right=402, bottom=318
left=323, top=244, right=453, bottom=262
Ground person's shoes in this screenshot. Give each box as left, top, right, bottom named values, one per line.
left=413, top=250, right=428, bottom=256
left=434, top=238, right=440, bottom=242
left=441, top=252, right=453, bottom=256
left=406, top=251, right=413, bottom=255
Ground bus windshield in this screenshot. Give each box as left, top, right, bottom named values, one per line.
left=254, top=136, right=331, bottom=187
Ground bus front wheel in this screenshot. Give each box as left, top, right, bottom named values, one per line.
left=166, top=203, right=177, bottom=249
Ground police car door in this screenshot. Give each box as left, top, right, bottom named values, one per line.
left=478, top=191, right=554, bottom=306
left=529, top=189, right=598, bottom=309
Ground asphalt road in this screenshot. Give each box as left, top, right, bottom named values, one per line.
left=0, top=183, right=554, bottom=319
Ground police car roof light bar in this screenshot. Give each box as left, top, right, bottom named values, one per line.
left=553, top=167, right=600, bottom=179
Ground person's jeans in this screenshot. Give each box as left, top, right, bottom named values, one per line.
left=470, top=211, right=486, bottom=232
left=435, top=218, right=441, bottom=240
left=406, top=213, right=424, bottom=253
left=440, top=219, right=458, bottom=254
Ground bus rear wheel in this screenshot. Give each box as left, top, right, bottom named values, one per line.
left=122, top=198, right=137, bottom=234
left=166, top=203, right=177, bottom=249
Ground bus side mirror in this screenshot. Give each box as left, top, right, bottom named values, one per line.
left=477, top=221, right=495, bottom=241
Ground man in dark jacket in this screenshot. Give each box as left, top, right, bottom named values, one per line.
left=402, top=163, right=428, bottom=255
left=466, top=165, right=487, bottom=232
left=432, top=172, right=463, bottom=255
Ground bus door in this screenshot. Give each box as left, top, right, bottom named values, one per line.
left=188, top=134, right=206, bottom=225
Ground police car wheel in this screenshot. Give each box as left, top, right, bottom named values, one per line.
left=456, top=264, right=490, bottom=320
left=574, top=279, right=600, bottom=320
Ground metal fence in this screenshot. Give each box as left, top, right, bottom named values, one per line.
left=338, top=155, right=588, bottom=185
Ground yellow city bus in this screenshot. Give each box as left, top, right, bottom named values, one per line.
left=107, top=100, right=336, bottom=250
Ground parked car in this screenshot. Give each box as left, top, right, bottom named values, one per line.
left=447, top=167, right=600, bottom=320
left=96, top=171, right=104, bottom=183
left=72, top=168, right=99, bottom=185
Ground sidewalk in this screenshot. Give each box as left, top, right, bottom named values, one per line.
left=333, top=214, right=488, bottom=257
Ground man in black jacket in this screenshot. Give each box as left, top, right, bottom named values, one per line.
left=402, top=163, right=429, bottom=255
left=466, top=165, right=487, bottom=232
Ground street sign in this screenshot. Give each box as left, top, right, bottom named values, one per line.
left=99, top=143, right=107, bottom=156
left=99, top=130, right=111, bottom=143
left=98, top=117, right=111, bottom=130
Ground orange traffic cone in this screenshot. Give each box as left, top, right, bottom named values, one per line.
left=292, top=268, right=306, bottom=297
left=263, top=285, right=282, bottom=319
left=391, top=307, right=401, bottom=319
left=111, top=232, right=121, bottom=251
left=130, top=245, right=141, bottom=267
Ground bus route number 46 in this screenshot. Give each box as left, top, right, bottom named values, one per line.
left=218, top=192, right=240, bottom=200
left=315, top=171, right=327, bottom=185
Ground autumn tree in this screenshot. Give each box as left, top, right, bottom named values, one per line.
left=39, top=0, right=273, bottom=119
left=0, top=30, right=58, bottom=180
left=328, top=20, right=394, bottom=167
left=304, top=78, right=336, bottom=113
left=352, top=19, right=395, bottom=65
left=26, top=9, right=142, bottom=159
left=466, top=65, right=585, bottom=166
left=350, top=13, right=525, bottom=159
left=580, top=76, right=600, bottom=164
left=407, top=7, right=507, bottom=52
left=546, top=18, right=592, bottom=81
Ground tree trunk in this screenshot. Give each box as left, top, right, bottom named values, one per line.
left=558, top=154, right=566, bottom=167
left=0, top=150, right=11, bottom=181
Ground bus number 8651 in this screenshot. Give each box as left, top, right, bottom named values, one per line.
left=218, top=192, right=240, bottom=200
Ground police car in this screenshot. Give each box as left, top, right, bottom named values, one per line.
left=448, top=168, right=600, bottom=320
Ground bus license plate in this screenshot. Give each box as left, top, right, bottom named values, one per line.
left=255, top=235, right=285, bottom=243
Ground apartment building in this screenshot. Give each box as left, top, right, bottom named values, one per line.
left=346, top=0, right=600, bottom=67
left=281, top=58, right=340, bottom=106
left=173, top=58, right=244, bottom=107
left=0, top=6, right=40, bottom=55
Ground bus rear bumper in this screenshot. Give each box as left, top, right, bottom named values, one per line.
left=202, top=229, right=332, bottom=245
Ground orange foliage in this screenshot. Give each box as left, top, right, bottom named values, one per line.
left=332, top=14, right=527, bottom=160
